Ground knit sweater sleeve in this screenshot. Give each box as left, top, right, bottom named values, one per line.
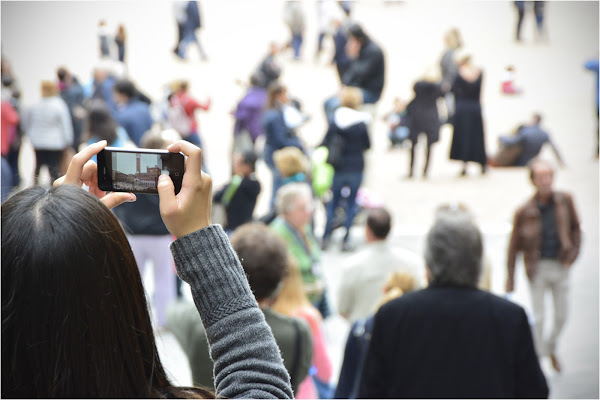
left=170, top=225, right=293, bottom=399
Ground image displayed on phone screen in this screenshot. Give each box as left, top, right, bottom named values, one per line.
left=111, top=152, right=171, bottom=193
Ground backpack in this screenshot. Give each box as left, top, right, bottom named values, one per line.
left=168, top=97, right=192, bottom=137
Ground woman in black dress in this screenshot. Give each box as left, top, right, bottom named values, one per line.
left=449, top=54, right=487, bottom=176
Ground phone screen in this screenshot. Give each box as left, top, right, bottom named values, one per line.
left=97, top=148, right=185, bottom=195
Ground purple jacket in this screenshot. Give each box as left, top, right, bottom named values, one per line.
left=234, top=87, right=267, bottom=142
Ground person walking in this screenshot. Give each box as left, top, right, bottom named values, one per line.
left=358, top=213, right=549, bottom=398
left=23, top=81, right=73, bottom=184
left=284, top=1, right=306, bottom=61
left=506, top=159, right=581, bottom=373
left=176, top=1, right=208, bottom=60
left=320, top=87, right=371, bottom=251
left=449, top=52, right=487, bottom=176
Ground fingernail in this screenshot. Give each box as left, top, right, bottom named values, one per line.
left=128, top=193, right=137, bottom=202
left=97, top=140, right=107, bottom=146
left=158, top=174, right=169, bottom=181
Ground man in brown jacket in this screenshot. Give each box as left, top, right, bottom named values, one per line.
left=506, top=159, right=581, bottom=373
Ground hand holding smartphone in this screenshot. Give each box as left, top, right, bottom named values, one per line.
left=97, top=147, right=185, bottom=195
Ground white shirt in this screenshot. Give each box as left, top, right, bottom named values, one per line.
left=24, top=96, right=73, bottom=150
left=337, top=240, right=427, bottom=322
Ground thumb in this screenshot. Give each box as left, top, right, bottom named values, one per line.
left=157, top=173, right=178, bottom=217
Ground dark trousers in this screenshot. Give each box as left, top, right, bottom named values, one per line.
left=409, top=136, right=433, bottom=177
left=34, top=149, right=62, bottom=184
left=323, top=171, right=363, bottom=242
left=515, top=1, right=525, bottom=40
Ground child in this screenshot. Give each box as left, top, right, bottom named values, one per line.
left=383, top=97, right=409, bottom=148
left=501, top=65, right=522, bottom=95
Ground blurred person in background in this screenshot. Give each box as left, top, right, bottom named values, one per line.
left=212, top=149, right=261, bottom=234
left=57, top=66, right=86, bottom=150
left=232, top=73, right=268, bottom=154
left=113, top=79, right=153, bottom=146
left=324, top=23, right=385, bottom=123
left=404, top=71, right=446, bottom=179
left=82, top=99, right=133, bottom=163
left=359, top=212, right=548, bottom=398
left=284, top=1, right=306, bottom=61
left=263, top=82, right=305, bottom=211
left=337, top=207, right=427, bottom=323
left=449, top=52, right=487, bottom=176
left=272, top=260, right=333, bottom=399
left=270, top=183, right=330, bottom=319
left=115, top=24, right=127, bottom=63
left=167, top=222, right=312, bottom=395
left=439, top=28, right=462, bottom=123
left=23, top=80, right=73, bottom=185
left=1, top=84, right=19, bottom=200
left=506, top=159, right=581, bottom=373
left=584, top=57, right=599, bottom=158
left=335, top=271, right=416, bottom=399
left=112, top=127, right=180, bottom=330
left=491, top=113, right=564, bottom=167
left=320, top=87, right=371, bottom=252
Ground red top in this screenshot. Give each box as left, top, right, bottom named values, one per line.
left=172, top=91, right=210, bottom=132
left=1, top=101, right=19, bottom=156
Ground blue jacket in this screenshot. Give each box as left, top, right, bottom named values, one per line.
left=114, top=99, right=153, bottom=146
left=500, top=124, right=562, bottom=166
left=262, top=107, right=304, bottom=167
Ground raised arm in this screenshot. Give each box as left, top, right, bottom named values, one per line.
left=158, top=141, right=293, bottom=399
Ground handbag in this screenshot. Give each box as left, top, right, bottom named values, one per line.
left=323, top=126, right=345, bottom=168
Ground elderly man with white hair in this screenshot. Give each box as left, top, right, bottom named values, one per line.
left=269, top=182, right=330, bottom=319
left=359, top=212, right=549, bottom=398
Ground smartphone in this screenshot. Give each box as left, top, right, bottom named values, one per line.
left=97, top=147, right=185, bottom=195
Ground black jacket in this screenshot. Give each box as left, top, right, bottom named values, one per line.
left=113, top=194, right=169, bottom=236
left=342, top=38, right=385, bottom=100
left=359, top=285, right=549, bottom=399
left=213, top=176, right=261, bottom=232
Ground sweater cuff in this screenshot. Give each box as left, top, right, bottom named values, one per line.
left=170, top=224, right=256, bottom=328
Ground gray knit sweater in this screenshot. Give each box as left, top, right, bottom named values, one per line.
left=170, top=224, right=293, bottom=399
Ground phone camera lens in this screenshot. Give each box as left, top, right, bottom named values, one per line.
left=174, top=172, right=179, bottom=176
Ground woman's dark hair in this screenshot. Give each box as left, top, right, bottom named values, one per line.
left=266, top=81, right=286, bottom=110
left=230, top=223, right=289, bottom=301
left=85, top=99, right=118, bottom=144
left=1, top=185, right=212, bottom=398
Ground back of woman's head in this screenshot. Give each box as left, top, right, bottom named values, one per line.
left=1, top=185, right=204, bottom=398
left=86, top=99, right=118, bottom=143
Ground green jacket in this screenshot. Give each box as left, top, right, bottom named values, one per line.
left=269, top=217, right=321, bottom=285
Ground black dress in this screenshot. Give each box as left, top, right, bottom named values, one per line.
left=449, top=72, right=487, bottom=165
left=406, top=81, right=444, bottom=144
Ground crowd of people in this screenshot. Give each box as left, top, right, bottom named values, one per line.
left=1, top=1, right=595, bottom=398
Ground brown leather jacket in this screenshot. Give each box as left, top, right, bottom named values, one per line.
left=506, top=191, right=581, bottom=291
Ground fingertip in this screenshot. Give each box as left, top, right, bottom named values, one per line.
left=128, top=193, right=137, bottom=202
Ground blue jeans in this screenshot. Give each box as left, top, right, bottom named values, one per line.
left=324, top=89, right=380, bottom=123
left=291, top=33, right=303, bottom=59
left=323, top=172, right=363, bottom=241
